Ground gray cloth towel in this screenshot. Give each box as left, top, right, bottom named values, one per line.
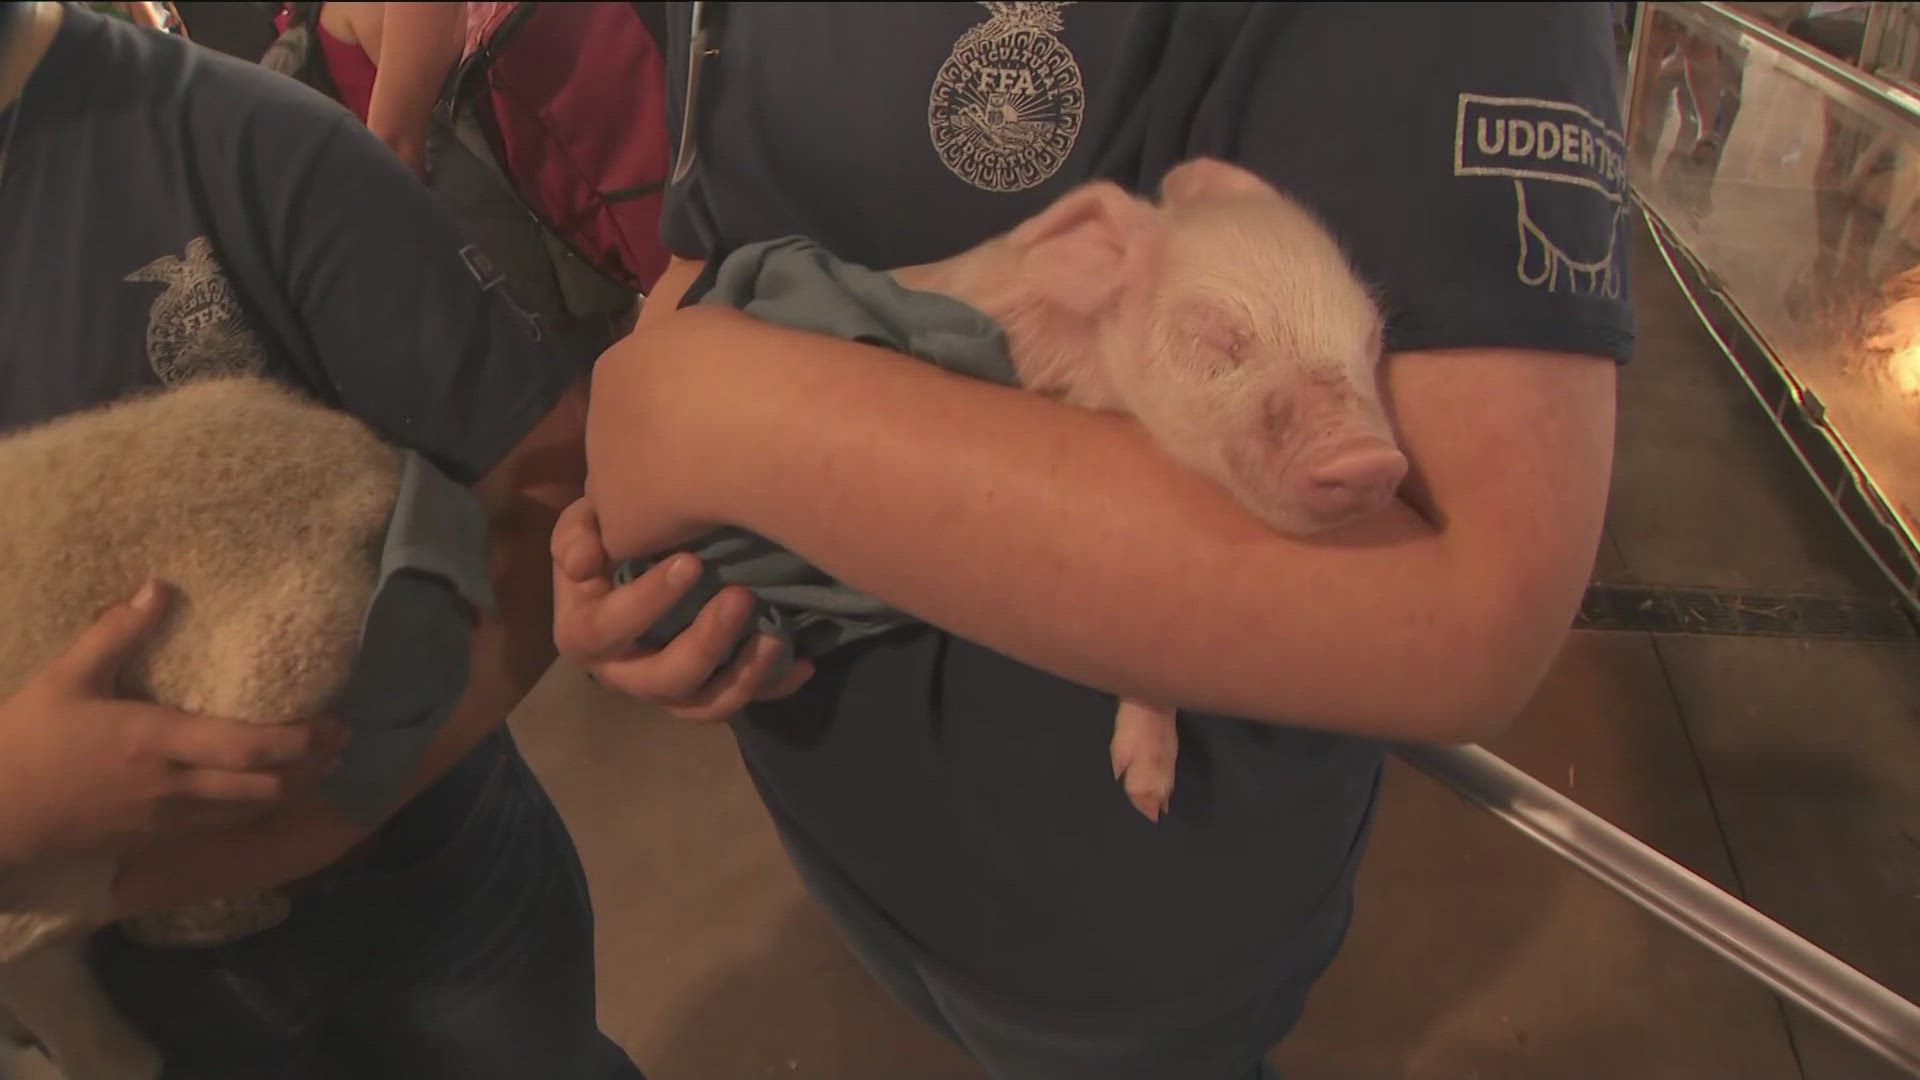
left=322, top=449, right=496, bottom=827
left=653, top=235, right=1017, bottom=662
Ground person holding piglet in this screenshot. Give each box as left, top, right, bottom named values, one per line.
left=557, top=3, right=1631, bottom=1077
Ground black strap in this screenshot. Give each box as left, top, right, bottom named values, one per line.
left=257, top=1, right=340, bottom=102
left=674, top=1, right=725, bottom=260
left=630, top=1, right=666, bottom=50
left=446, top=1, right=537, bottom=107
left=286, top=1, right=322, bottom=29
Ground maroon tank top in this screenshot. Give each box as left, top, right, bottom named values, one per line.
left=275, top=3, right=377, bottom=122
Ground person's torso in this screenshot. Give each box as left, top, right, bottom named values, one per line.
left=0, top=7, right=312, bottom=430
left=669, top=1, right=1283, bottom=268
left=672, top=1, right=1393, bottom=1021
left=272, top=2, right=377, bottom=121
left=313, top=4, right=377, bottom=123
left=0, top=6, right=500, bottom=853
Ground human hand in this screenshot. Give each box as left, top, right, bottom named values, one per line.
left=0, top=581, right=348, bottom=869
left=550, top=499, right=812, bottom=723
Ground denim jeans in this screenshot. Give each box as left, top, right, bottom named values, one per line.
left=88, top=729, right=644, bottom=1080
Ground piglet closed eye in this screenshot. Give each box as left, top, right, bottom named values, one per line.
left=893, top=157, right=1403, bottom=820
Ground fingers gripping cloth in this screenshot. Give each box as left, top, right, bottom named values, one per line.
left=610, top=548, right=788, bottom=682
left=0, top=376, right=493, bottom=1080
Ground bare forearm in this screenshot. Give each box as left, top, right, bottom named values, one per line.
left=364, top=1, right=463, bottom=159
left=588, top=312, right=1607, bottom=740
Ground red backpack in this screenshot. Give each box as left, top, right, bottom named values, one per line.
left=449, top=2, right=673, bottom=295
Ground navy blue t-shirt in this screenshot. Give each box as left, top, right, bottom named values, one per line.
left=0, top=4, right=568, bottom=483
left=661, top=0, right=1633, bottom=1026
left=0, top=6, right=571, bottom=825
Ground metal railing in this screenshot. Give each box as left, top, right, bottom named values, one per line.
left=1400, top=744, right=1920, bottom=1076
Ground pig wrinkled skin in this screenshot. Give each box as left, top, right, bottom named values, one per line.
left=892, top=158, right=1405, bottom=821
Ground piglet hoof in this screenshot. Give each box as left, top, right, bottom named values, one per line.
left=1109, top=700, right=1179, bottom=823
left=1121, top=768, right=1173, bottom=823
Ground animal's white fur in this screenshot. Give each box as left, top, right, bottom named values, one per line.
left=0, top=376, right=404, bottom=1079
left=897, top=159, right=1395, bottom=821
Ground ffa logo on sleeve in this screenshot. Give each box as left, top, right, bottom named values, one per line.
left=928, top=1, right=1085, bottom=193
left=1454, top=95, right=1630, bottom=299
left=124, top=236, right=269, bottom=385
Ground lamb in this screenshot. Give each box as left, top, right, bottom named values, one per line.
left=0, top=375, right=483, bottom=1080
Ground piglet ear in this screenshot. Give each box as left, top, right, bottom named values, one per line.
left=1004, top=180, right=1164, bottom=317
left=1158, top=157, right=1278, bottom=207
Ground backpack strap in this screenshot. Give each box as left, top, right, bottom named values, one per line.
left=257, top=0, right=340, bottom=102
left=672, top=1, right=724, bottom=259
left=446, top=1, right=539, bottom=108
left=629, top=1, right=666, bottom=50
left=285, top=1, right=323, bottom=31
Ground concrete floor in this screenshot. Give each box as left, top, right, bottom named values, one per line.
left=492, top=217, right=1920, bottom=1079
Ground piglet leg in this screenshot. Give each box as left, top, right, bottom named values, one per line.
left=1110, top=698, right=1179, bottom=822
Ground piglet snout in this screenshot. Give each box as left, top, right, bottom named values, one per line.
left=1298, top=438, right=1408, bottom=530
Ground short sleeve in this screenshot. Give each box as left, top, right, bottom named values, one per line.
left=227, top=91, right=574, bottom=485
left=1227, top=2, right=1634, bottom=364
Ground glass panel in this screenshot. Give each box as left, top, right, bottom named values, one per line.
left=1618, top=12, right=1920, bottom=1062
left=1628, top=2, right=1920, bottom=549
